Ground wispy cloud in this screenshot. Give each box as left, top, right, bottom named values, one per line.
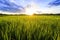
left=0, top=0, right=24, bottom=13
left=49, top=0, right=60, bottom=6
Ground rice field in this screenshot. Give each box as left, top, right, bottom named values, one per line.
left=0, top=15, right=60, bottom=40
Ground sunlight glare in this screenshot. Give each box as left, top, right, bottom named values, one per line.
left=25, top=3, right=39, bottom=15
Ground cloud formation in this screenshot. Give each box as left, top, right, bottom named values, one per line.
left=0, top=0, right=60, bottom=13
left=0, top=0, right=24, bottom=13
left=49, top=0, right=60, bottom=6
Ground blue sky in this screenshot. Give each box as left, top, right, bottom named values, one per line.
left=0, top=0, right=60, bottom=14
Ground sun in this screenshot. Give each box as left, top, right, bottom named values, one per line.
left=25, top=8, right=35, bottom=15
left=25, top=6, right=36, bottom=15
left=25, top=3, right=39, bottom=15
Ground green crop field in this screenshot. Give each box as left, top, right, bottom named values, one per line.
left=0, top=15, right=60, bottom=40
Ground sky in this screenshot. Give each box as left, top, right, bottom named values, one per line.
left=0, top=0, right=60, bottom=14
